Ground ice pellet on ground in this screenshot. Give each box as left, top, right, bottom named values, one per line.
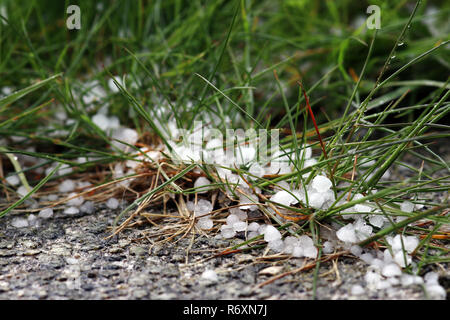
left=239, top=192, right=259, bottom=211
left=11, top=217, right=29, bottom=228
left=391, top=234, right=419, bottom=253
left=350, top=245, right=363, bottom=257
left=322, top=241, right=334, bottom=254
left=106, top=197, right=119, bottom=209
left=67, top=192, right=84, bottom=207
left=38, top=208, right=53, bottom=219
left=381, top=263, right=402, bottom=277
left=303, top=245, right=318, bottom=259
left=201, top=269, right=218, bottom=282
left=353, top=218, right=373, bottom=241
left=63, top=207, right=80, bottom=215
left=226, top=214, right=240, bottom=226
left=232, top=221, right=247, bottom=232
left=247, top=222, right=260, bottom=232
left=425, top=284, right=446, bottom=300
left=263, top=225, right=282, bottom=242
left=283, top=236, right=299, bottom=254
left=197, top=217, right=213, bottom=230
left=298, top=235, right=314, bottom=248
left=194, top=199, right=213, bottom=217
left=424, top=272, right=439, bottom=284
left=248, top=163, right=265, bottom=177
left=27, top=214, right=39, bottom=227
left=5, top=175, right=19, bottom=186
left=229, top=207, right=247, bottom=220
left=351, top=285, right=365, bottom=296
left=194, top=177, right=211, bottom=194
left=17, top=186, right=28, bottom=197
left=186, top=201, right=195, bottom=212
left=400, top=200, right=414, bottom=213
left=268, top=239, right=285, bottom=253
left=92, top=113, right=110, bottom=131
left=247, top=231, right=259, bottom=239
left=47, top=194, right=59, bottom=201
left=354, top=203, right=371, bottom=213
left=292, top=246, right=304, bottom=258
left=369, top=215, right=385, bottom=228
left=258, top=224, right=268, bottom=235
left=271, top=190, right=297, bottom=207
left=58, top=179, right=75, bottom=193
left=111, top=127, right=138, bottom=151
left=311, top=175, right=332, bottom=192
left=393, top=250, right=411, bottom=268
left=365, top=270, right=382, bottom=289
left=307, top=191, right=326, bottom=209
left=80, top=201, right=95, bottom=214
left=336, top=223, right=357, bottom=243
left=220, top=225, right=236, bottom=239
left=360, top=253, right=374, bottom=264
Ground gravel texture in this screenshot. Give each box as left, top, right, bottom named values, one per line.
left=0, top=204, right=448, bottom=300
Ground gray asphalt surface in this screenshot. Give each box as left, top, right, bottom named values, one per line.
left=0, top=204, right=447, bottom=300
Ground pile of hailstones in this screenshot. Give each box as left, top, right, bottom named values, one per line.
left=4, top=91, right=446, bottom=298
left=188, top=175, right=446, bottom=299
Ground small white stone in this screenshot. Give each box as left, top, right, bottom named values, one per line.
left=263, top=225, right=282, bottom=242
left=11, top=217, right=29, bottom=228
left=106, top=198, right=119, bottom=209
left=38, top=208, right=53, bottom=219
left=201, top=269, right=218, bottom=282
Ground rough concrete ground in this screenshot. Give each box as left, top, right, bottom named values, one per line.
left=0, top=204, right=447, bottom=300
